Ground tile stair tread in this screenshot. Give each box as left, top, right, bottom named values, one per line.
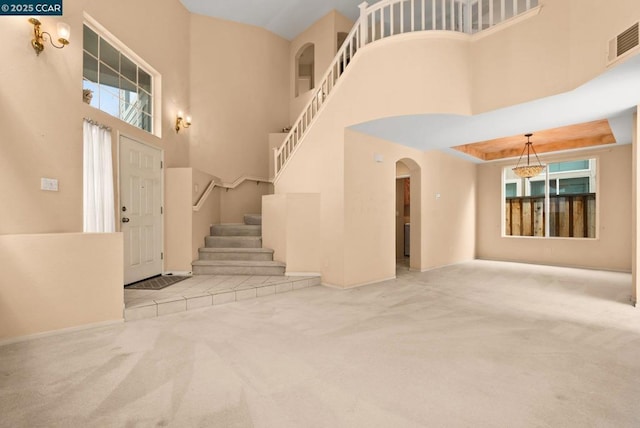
left=243, top=214, right=262, bottom=225
left=194, top=213, right=280, bottom=275
left=205, top=236, right=262, bottom=243
left=199, top=247, right=274, bottom=253
left=207, top=236, right=261, bottom=240
left=210, top=224, right=262, bottom=236
left=212, top=224, right=261, bottom=228
left=192, top=260, right=286, bottom=267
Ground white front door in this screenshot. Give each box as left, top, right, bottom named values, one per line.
left=119, top=135, right=163, bottom=285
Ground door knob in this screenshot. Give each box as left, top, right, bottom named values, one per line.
left=122, top=217, right=130, bottom=223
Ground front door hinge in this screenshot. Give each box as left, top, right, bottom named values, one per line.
left=161, top=206, right=163, bottom=214
left=160, top=161, right=163, bottom=169
left=161, top=252, right=164, bottom=260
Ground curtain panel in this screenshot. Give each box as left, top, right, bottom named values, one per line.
left=83, top=120, right=115, bottom=233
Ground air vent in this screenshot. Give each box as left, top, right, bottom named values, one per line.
left=608, top=22, right=639, bottom=64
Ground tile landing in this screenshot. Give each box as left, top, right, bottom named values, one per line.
left=124, top=274, right=320, bottom=321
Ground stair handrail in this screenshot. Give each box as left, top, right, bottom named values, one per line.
left=273, top=0, right=540, bottom=181
left=193, top=175, right=272, bottom=212
left=273, top=10, right=363, bottom=181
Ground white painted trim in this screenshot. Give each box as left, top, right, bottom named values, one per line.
left=193, top=175, right=271, bottom=212
left=0, top=319, right=124, bottom=348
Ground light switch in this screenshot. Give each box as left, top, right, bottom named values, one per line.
left=41, top=178, right=58, bottom=192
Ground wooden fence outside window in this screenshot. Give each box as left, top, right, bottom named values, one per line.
left=505, top=193, right=596, bottom=238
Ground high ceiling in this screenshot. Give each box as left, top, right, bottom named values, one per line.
left=178, top=0, right=363, bottom=40
left=351, top=51, right=640, bottom=162
left=178, top=0, right=640, bottom=160
left=452, top=120, right=617, bottom=161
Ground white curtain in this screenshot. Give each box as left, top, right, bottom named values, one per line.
left=83, top=120, right=115, bottom=233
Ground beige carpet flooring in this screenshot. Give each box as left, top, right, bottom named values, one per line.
left=1, top=260, right=639, bottom=427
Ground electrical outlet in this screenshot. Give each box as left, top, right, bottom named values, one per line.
left=41, top=178, right=58, bottom=191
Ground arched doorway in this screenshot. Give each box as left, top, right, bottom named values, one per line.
left=396, top=159, right=421, bottom=271
left=295, top=43, right=315, bottom=97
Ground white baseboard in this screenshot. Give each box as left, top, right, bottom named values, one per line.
left=0, top=319, right=124, bottom=348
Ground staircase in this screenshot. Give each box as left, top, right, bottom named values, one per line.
left=192, top=214, right=286, bottom=276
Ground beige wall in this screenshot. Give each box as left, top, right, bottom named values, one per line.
left=220, top=182, right=273, bottom=224
left=262, top=193, right=321, bottom=274
left=343, top=131, right=408, bottom=286
left=421, top=150, right=477, bottom=269
left=0, top=0, right=194, bottom=338
left=477, top=145, right=632, bottom=271
left=165, top=168, right=222, bottom=272
left=0, top=0, right=191, bottom=235
left=165, top=168, right=194, bottom=272
left=0, top=233, right=123, bottom=342
left=343, top=131, right=476, bottom=287
left=472, top=0, right=640, bottom=113
left=192, top=169, right=222, bottom=264
left=273, top=1, right=640, bottom=286
left=193, top=187, right=221, bottom=264
left=275, top=35, right=473, bottom=287
left=189, top=14, right=290, bottom=182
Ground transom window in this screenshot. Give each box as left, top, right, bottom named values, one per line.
left=82, top=24, right=154, bottom=133
left=503, top=158, right=597, bottom=239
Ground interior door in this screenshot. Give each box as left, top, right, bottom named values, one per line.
left=119, top=135, right=163, bottom=285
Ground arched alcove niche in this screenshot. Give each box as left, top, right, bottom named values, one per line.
left=295, top=43, right=315, bottom=97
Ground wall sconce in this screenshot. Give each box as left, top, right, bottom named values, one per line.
left=175, top=111, right=191, bottom=133
left=29, top=18, right=70, bottom=56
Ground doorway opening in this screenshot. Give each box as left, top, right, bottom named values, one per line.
left=396, top=159, right=421, bottom=271
left=119, top=135, right=164, bottom=285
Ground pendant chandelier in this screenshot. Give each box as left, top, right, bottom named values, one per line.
left=512, top=133, right=545, bottom=178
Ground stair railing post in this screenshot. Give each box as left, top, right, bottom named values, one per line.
left=271, top=147, right=278, bottom=180
left=359, top=2, right=369, bottom=48
left=464, top=0, right=472, bottom=34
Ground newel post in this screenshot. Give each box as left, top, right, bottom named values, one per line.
left=359, top=2, right=369, bottom=48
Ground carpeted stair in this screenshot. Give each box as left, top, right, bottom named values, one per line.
left=192, top=214, right=285, bottom=275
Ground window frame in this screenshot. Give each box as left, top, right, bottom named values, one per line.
left=502, top=156, right=599, bottom=240
left=82, top=14, right=162, bottom=137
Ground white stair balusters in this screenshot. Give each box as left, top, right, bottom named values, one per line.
left=274, top=0, right=540, bottom=180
